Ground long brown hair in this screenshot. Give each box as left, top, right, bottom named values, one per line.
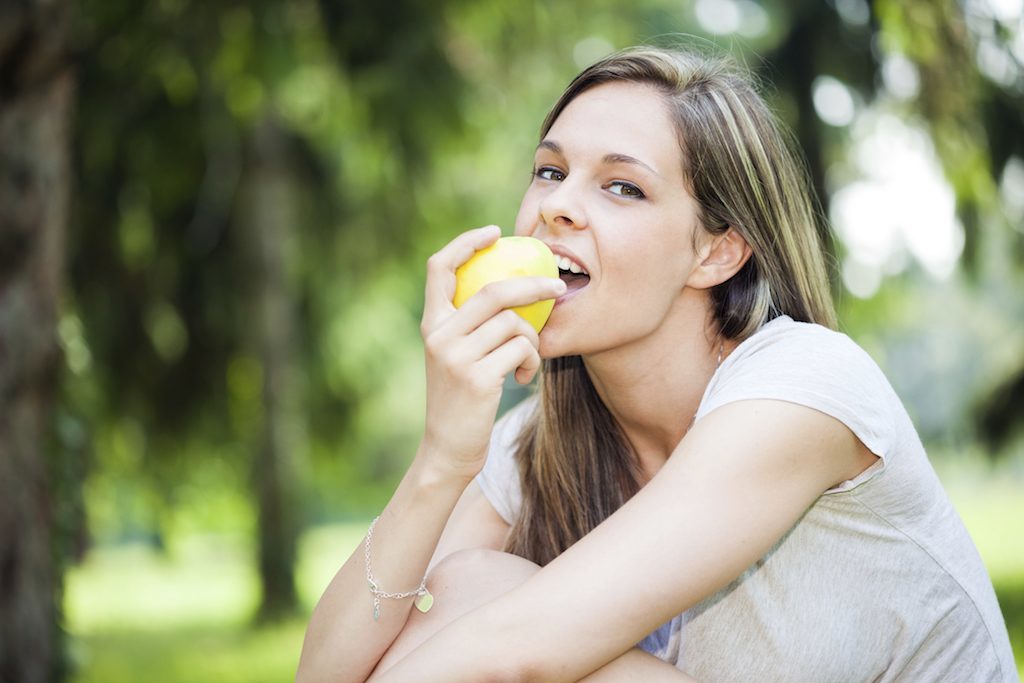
left=505, top=47, right=837, bottom=566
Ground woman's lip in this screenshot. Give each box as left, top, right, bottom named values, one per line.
left=554, top=280, right=588, bottom=305
left=546, top=243, right=590, bottom=275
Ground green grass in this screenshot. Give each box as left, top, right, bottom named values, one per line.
left=65, top=524, right=368, bottom=682
left=68, top=622, right=307, bottom=683
left=65, top=470, right=1024, bottom=681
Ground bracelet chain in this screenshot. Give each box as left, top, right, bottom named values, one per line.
left=364, top=516, right=433, bottom=620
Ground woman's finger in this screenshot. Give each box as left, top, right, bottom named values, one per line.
left=440, top=276, right=564, bottom=338
left=514, top=350, right=542, bottom=385
left=461, top=309, right=539, bottom=362
left=422, top=226, right=501, bottom=332
left=476, top=335, right=541, bottom=387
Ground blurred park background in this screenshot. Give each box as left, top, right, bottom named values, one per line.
left=1, top=0, right=1023, bottom=680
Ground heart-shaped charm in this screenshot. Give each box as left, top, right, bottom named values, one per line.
left=414, top=590, right=434, bottom=613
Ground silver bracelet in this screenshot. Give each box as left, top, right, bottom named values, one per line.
left=364, top=516, right=434, bottom=621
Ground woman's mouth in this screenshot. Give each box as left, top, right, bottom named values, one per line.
left=555, top=254, right=590, bottom=298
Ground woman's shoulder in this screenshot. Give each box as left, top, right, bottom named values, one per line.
left=730, top=315, right=876, bottom=363
left=715, top=315, right=891, bottom=393
left=698, top=315, right=903, bottom=462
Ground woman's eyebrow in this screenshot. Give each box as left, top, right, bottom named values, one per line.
left=536, top=139, right=564, bottom=156
left=536, top=139, right=661, bottom=177
left=602, top=152, right=661, bottom=178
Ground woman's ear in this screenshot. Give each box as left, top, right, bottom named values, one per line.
left=686, top=228, right=753, bottom=290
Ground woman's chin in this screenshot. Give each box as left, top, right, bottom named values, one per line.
left=538, top=332, right=576, bottom=361
left=537, top=335, right=560, bottom=361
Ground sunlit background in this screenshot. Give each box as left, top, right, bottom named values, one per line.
left=7, top=0, right=1023, bottom=680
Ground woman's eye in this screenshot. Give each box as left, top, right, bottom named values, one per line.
left=535, top=167, right=566, bottom=182
left=608, top=181, right=646, bottom=199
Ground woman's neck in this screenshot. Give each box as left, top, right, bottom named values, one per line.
left=582, top=293, right=732, bottom=481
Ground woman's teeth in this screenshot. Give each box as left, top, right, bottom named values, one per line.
left=556, top=254, right=588, bottom=275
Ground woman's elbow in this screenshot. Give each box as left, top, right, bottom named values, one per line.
left=473, top=655, right=541, bottom=683
left=470, top=611, right=558, bottom=683
left=295, top=652, right=370, bottom=683
left=498, top=655, right=577, bottom=683
left=294, top=658, right=332, bottom=683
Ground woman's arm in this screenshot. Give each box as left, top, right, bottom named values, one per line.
left=297, top=471, right=510, bottom=683
left=580, top=649, right=699, bottom=682
left=295, top=226, right=566, bottom=683
left=370, top=398, right=872, bottom=682
left=367, top=546, right=695, bottom=683
left=295, top=453, right=471, bottom=683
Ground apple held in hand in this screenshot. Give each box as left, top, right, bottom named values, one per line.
left=453, top=236, right=559, bottom=333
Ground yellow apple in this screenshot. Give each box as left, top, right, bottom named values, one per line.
left=453, top=236, right=558, bottom=333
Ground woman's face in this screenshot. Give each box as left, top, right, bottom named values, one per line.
left=514, top=81, right=707, bottom=359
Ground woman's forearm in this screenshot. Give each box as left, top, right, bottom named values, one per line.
left=356, top=542, right=696, bottom=683
left=375, top=630, right=694, bottom=683
left=578, top=649, right=697, bottom=682
left=295, top=445, right=473, bottom=683
left=370, top=600, right=695, bottom=683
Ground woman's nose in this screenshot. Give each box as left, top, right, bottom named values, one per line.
left=538, top=180, right=588, bottom=232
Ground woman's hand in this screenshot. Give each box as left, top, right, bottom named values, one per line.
left=419, top=225, right=565, bottom=480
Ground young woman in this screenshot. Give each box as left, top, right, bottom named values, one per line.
left=297, top=47, right=1018, bottom=682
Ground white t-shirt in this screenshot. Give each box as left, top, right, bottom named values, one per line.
left=476, top=316, right=1018, bottom=682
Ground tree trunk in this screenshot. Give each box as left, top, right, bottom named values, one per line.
left=776, top=14, right=832, bottom=247
left=239, top=116, right=302, bottom=621
left=0, top=2, right=74, bottom=681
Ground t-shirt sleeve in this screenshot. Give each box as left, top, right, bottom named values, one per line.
left=474, top=396, right=536, bottom=524
left=695, top=320, right=898, bottom=493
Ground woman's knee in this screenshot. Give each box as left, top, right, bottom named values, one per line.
left=372, top=550, right=540, bottom=675
left=427, top=548, right=541, bottom=599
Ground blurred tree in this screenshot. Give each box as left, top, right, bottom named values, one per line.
left=0, top=1, right=75, bottom=681
left=873, top=0, right=1024, bottom=450
left=238, top=116, right=303, bottom=620
left=735, top=0, right=1022, bottom=451
left=759, top=0, right=879, bottom=289
left=68, top=0, right=468, bottom=618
